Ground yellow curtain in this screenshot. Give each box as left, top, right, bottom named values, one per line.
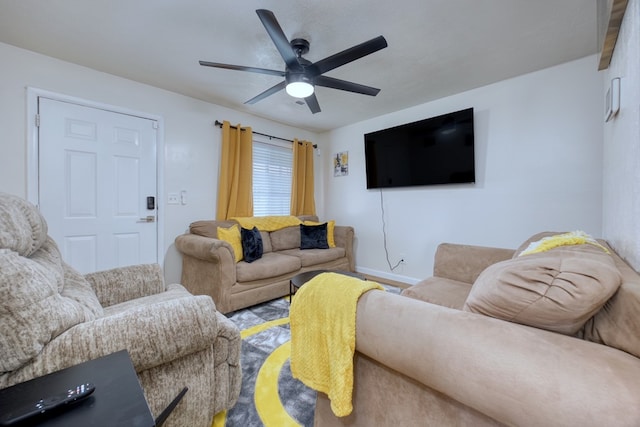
left=216, top=121, right=253, bottom=220
left=291, top=139, right=316, bottom=216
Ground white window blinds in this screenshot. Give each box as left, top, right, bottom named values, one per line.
left=253, top=140, right=292, bottom=217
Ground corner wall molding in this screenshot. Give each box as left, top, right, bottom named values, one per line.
left=598, top=0, right=629, bottom=70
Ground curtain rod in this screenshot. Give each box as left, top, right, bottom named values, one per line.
left=214, top=120, right=317, bottom=148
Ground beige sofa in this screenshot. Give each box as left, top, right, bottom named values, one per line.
left=0, top=193, right=241, bottom=427
left=175, top=216, right=355, bottom=314
left=314, top=233, right=640, bottom=426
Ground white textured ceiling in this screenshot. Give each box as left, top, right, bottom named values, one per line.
left=0, top=0, right=599, bottom=132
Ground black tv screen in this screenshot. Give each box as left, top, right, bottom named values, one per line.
left=364, top=108, right=475, bottom=189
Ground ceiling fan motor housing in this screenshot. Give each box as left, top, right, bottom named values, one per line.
left=286, top=71, right=313, bottom=86
left=286, top=39, right=314, bottom=98
left=290, top=38, right=310, bottom=57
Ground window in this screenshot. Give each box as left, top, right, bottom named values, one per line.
left=253, top=139, right=292, bottom=216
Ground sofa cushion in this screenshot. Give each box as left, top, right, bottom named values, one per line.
left=61, top=261, right=104, bottom=320
left=236, top=252, right=301, bottom=283
left=188, top=220, right=272, bottom=253
left=463, top=244, right=622, bottom=335
left=270, top=226, right=301, bottom=251
left=0, top=248, right=87, bottom=371
left=259, top=230, right=272, bottom=254
left=0, top=193, right=48, bottom=257
left=300, top=223, right=329, bottom=249
left=241, top=226, right=263, bottom=263
left=103, top=283, right=194, bottom=316
left=280, top=247, right=346, bottom=267
left=217, top=225, right=243, bottom=262
left=401, top=277, right=472, bottom=310
left=579, top=241, right=640, bottom=359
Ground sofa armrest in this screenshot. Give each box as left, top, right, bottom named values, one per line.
left=175, top=234, right=234, bottom=263
left=34, top=295, right=219, bottom=376
left=213, top=312, right=241, bottom=367
left=354, top=291, right=640, bottom=426
left=433, top=243, right=514, bottom=283
left=334, top=225, right=355, bottom=271
left=85, top=264, right=166, bottom=307
left=175, top=234, right=237, bottom=312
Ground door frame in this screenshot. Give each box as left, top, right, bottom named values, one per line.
left=26, top=87, right=165, bottom=267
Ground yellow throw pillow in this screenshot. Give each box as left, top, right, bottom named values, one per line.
left=217, top=225, right=243, bottom=262
left=303, top=220, right=336, bottom=247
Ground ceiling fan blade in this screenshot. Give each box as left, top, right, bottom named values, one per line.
left=315, top=75, right=381, bottom=96
left=305, top=93, right=321, bottom=114
left=310, top=35, right=388, bottom=76
left=244, top=81, right=287, bottom=105
left=256, top=9, right=301, bottom=71
left=199, top=61, right=285, bottom=77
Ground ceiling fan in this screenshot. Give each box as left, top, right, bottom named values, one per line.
left=199, top=9, right=388, bottom=114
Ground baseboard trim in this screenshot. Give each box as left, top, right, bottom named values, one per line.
left=355, top=266, right=419, bottom=288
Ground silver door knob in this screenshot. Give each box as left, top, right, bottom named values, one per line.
left=137, top=215, right=156, bottom=223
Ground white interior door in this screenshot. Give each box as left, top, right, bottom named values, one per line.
left=38, top=97, right=158, bottom=274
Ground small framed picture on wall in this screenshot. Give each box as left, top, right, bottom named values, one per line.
left=334, top=151, right=349, bottom=176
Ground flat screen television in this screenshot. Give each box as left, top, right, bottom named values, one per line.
left=364, top=107, right=475, bottom=189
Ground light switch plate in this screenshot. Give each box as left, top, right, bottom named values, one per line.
left=605, top=77, right=620, bottom=122
left=168, top=193, right=179, bottom=204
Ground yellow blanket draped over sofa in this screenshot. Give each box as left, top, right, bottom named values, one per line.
left=231, top=215, right=302, bottom=231
left=289, top=272, right=384, bottom=417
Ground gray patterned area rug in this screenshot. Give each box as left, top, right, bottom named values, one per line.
left=213, top=283, right=401, bottom=427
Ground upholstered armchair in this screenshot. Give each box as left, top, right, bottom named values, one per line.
left=0, top=193, right=241, bottom=427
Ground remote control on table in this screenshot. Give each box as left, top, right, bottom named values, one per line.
left=0, top=383, right=95, bottom=426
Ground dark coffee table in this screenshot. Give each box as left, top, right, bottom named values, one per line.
left=289, top=269, right=366, bottom=300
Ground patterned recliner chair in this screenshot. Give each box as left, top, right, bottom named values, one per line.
left=0, top=193, right=241, bottom=426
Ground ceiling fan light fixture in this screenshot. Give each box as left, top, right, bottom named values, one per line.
left=286, top=82, right=314, bottom=98
left=285, top=74, right=314, bottom=98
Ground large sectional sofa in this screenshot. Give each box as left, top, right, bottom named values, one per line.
left=175, top=216, right=355, bottom=314
left=314, top=232, right=640, bottom=426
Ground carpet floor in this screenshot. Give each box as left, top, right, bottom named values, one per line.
left=213, top=283, right=401, bottom=427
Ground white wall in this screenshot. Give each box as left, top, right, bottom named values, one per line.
left=323, top=55, right=604, bottom=284
left=602, top=0, right=640, bottom=270
left=1, top=41, right=613, bottom=286
left=0, top=42, right=320, bottom=284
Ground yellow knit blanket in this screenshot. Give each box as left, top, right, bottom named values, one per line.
left=518, top=230, right=609, bottom=256
left=231, top=215, right=302, bottom=231
left=289, top=273, right=384, bottom=417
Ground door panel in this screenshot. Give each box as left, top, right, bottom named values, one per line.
left=65, top=235, right=97, bottom=273
left=38, top=97, right=158, bottom=274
